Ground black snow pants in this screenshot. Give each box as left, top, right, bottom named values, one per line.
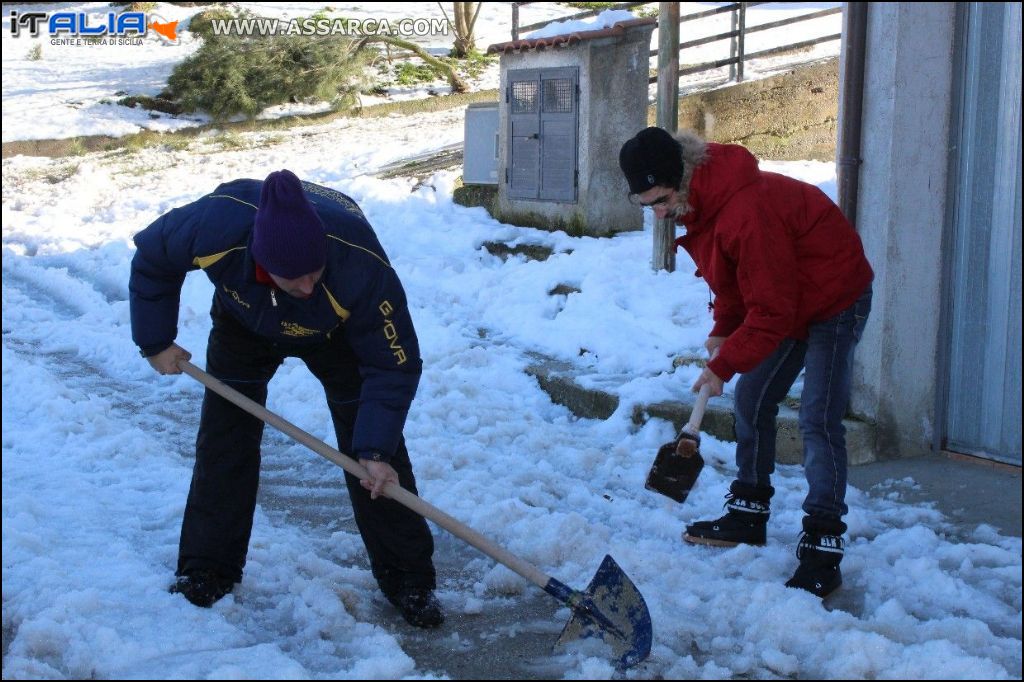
left=176, top=297, right=436, bottom=595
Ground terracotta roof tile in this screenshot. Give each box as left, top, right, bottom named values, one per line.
left=487, top=17, right=656, bottom=54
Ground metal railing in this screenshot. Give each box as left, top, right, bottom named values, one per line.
left=510, top=2, right=842, bottom=86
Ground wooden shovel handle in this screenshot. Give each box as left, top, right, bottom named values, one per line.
left=682, top=384, right=713, bottom=436
left=177, top=360, right=552, bottom=590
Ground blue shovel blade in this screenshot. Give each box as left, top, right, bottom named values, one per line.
left=552, top=555, right=652, bottom=669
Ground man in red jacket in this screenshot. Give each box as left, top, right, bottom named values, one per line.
left=619, top=127, right=873, bottom=598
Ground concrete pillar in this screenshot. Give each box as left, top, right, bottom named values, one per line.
left=852, top=2, right=957, bottom=458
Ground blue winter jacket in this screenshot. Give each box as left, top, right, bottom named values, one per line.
left=129, top=178, right=422, bottom=461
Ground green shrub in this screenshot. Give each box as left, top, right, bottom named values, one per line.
left=166, top=33, right=371, bottom=121
left=188, top=7, right=238, bottom=40
left=562, top=2, right=621, bottom=11
left=394, top=61, right=440, bottom=86
left=109, top=2, right=157, bottom=11
left=455, top=48, right=496, bottom=79
left=118, top=94, right=183, bottom=115
left=66, top=138, right=87, bottom=157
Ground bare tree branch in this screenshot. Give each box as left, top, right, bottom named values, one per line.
left=468, top=2, right=484, bottom=35
left=436, top=2, right=454, bottom=27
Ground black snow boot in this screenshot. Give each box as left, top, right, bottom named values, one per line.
left=785, top=516, right=847, bottom=598
left=385, top=587, right=445, bottom=629
left=169, top=569, right=236, bottom=608
left=683, top=481, right=773, bottom=547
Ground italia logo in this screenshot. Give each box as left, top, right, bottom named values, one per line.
left=9, top=10, right=180, bottom=45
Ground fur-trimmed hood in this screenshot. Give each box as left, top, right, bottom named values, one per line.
left=671, top=130, right=708, bottom=218
left=674, top=131, right=761, bottom=229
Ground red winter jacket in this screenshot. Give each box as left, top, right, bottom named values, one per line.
left=675, top=142, right=873, bottom=382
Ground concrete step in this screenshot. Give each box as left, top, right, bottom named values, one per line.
left=375, top=142, right=463, bottom=180
left=525, top=356, right=876, bottom=466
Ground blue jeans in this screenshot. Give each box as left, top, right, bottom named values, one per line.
left=732, top=287, right=872, bottom=520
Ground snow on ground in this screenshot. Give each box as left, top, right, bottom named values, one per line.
left=2, top=2, right=841, bottom=142
left=2, top=2, right=1020, bottom=680
left=2, top=105, right=1021, bottom=678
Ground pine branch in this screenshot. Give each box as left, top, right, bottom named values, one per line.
left=364, top=36, right=468, bottom=93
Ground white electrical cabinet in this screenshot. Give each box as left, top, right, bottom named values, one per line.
left=463, top=102, right=499, bottom=184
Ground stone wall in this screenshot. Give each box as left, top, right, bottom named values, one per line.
left=663, top=57, right=840, bottom=161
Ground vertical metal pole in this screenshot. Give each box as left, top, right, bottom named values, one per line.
left=512, top=3, right=520, bottom=40
left=736, top=2, right=746, bottom=82
left=729, top=7, right=738, bottom=82
left=654, top=2, right=680, bottom=272
left=838, top=1, right=868, bottom=229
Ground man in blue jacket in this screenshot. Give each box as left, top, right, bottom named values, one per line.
left=129, top=169, right=442, bottom=627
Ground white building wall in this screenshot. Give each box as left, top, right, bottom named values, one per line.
left=851, top=2, right=957, bottom=457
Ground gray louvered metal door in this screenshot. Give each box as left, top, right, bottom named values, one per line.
left=539, top=68, right=578, bottom=202
left=944, top=1, right=1022, bottom=465
left=509, top=70, right=541, bottom=199
left=507, top=67, right=578, bottom=202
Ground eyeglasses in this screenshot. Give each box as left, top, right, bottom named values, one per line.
left=628, top=191, right=673, bottom=209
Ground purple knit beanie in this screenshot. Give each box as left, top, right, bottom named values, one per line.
left=252, top=169, right=327, bottom=278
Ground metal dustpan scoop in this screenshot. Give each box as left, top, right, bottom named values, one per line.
left=552, top=555, right=653, bottom=669
left=646, top=384, right=712, bottom=504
